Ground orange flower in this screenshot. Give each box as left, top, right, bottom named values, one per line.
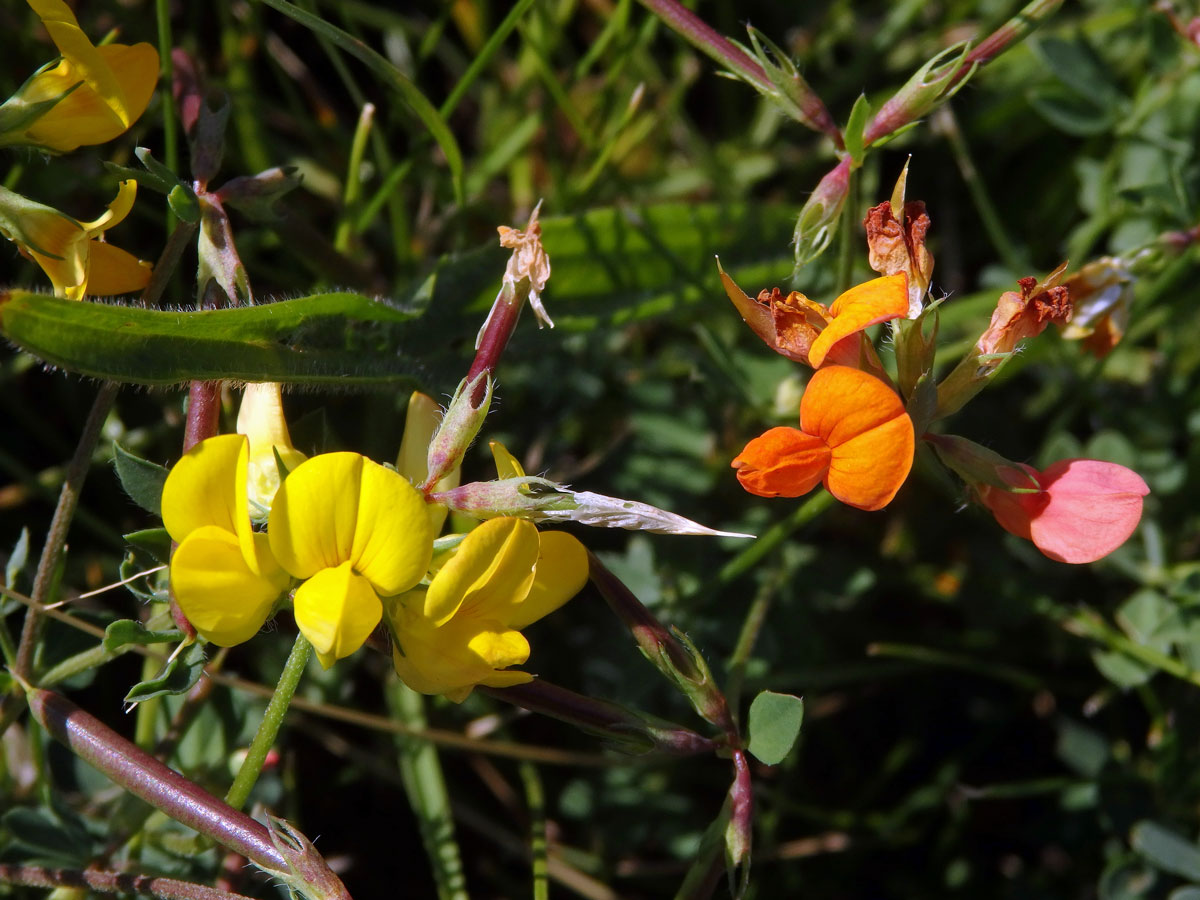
left=732, top=365, right=914, bottom=510
left=721, top=270, right=909, bottom=370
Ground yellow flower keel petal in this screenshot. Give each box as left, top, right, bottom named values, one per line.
left=293, top=562, right=382, bottom=669
left=170, top=527, right=287, bottom=646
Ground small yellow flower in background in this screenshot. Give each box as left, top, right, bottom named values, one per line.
left=0, top=180, right=152, bottom=300
left=385, top=517, right=587, bottom=703
left=269, top=453, right=434, bottom=669
left=0, top=0, right=158, bottom=153
left=162, top=435, right=291, bottom=647
left=237, top=383, right=307, bottom=518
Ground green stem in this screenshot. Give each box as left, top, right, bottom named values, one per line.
left=334, top=103, right=374, bottom=254
left=835, top=166, right=859, bottom=293
left=387, top=680, right=468, bottom=900
left=717, top=491, right=834, bottom=586
left=933, top=105, right=1027, bottom=274
left=439, top=0, right=537, bottom=118
left=225, top=633, right=310, bottom=810
left=1059, top=606, right=1200, bottom=689
left=13, top=382, right=118, bottom=680
left=155, top=0, right=178, bottom=229
left=518, top=761, right=549, bottom=900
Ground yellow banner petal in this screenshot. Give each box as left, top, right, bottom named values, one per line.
left=349, top=457, right=433, bottom=595
left=161, top=434, right=247, bottom=546
left=269, top=452, right=364, bottom=579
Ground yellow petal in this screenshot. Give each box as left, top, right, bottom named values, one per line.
left=422, top=517, right=538, bottom=627
left=489, top=441, right=525, bottom=478
left=84, top=240, right=151, bottom=296
left=162, top=435, right=258, bottom=568
left=387, top=598, right=532, bottom=701
left=237, top=383, right=305, bottom=515
left=78, top=179, right=137, bottom=235
left=27, top=0, right=127, bottom=120
left=269, top=452, right=432, bottom=594
left=509, top=531, right=588, bottom=629
left=170, top=526, right=288, bottom=646
left=350, top=455, right=434, bottom=594
left=397, top=391, right=440, bottom=485
left=293, top=561, right=382, bottom=669
left=269, top=452, right=364, bottom=578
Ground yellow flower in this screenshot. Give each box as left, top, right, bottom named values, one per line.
left=1, top=0, right=158, bottom=152
left=162, top=435, right=291, bottom=647
left=269, top=453, right=434, bottom=669
left=164, top=440, right=436, bottom=667
left=384, top=517, right=588, bottom=702
left=0, top=180, right=151, bottom=300
left=236, top=383, right=307, bottom=518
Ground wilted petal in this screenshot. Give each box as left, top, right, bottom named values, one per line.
left=422, top=517, right=538, bottom=626
left=808, top=274, right=909, bottom=368
left=293, top=561, right=382, bottom=668
left=170, top=526, right=287, bottom=646
left=732, top=427, right=830, bottom=499
left=509, top=530, right=588, bottom=629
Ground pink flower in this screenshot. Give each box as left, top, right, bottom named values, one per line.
left=978, top=460, right=1149, bottom=564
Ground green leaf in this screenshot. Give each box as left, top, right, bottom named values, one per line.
left=103, top=620, right=185, bottom=653
left=1033, top=37, right=1125, bottom=109
left=124, top=641, right=207, bottom=704
left=113, top=443, right=169, bottom=517
left=0, top=290, right=435, bottom=387
left=0, top=806, right=93, bottom=866
left=746, top=690, right=805, bottom=765
left=255, top=0, right=465, bottom=205
left=843, top=93, right=872, bottom=167
left=1028, top=84, right=1116, bottom=137
left=1132, top=821, right=1200, bottom=882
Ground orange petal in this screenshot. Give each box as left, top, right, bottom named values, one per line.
left=825, top=414, right=914, bottom=510
left=732, top=427, right=830, bottom=498
left=797, top=366, right=913, bottom=510
left=800, top=366, right=905, bottom=448
left=808, top=274, right=908, bottom=368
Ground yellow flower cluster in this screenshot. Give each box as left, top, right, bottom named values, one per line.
left=161, top=388, right=588, bottom=699
left=0, top=0, right=157, bottom=299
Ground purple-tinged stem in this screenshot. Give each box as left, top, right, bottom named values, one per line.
left=0, top=865, right=255, bottom=900
left=636, top=0, right=770, bottom=89
left=26, top=687, right=286, bottom=872
left=588, top=551, right=738, bottom=740
left=485, top=680, right=718, bottom=756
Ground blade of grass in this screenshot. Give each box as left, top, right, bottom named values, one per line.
left=255, top=0, right=465, bottom=204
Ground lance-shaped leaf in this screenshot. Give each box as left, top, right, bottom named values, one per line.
left=0, top=290, right=446, bottom=387
left=433, top=477, right=752, bottom=538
